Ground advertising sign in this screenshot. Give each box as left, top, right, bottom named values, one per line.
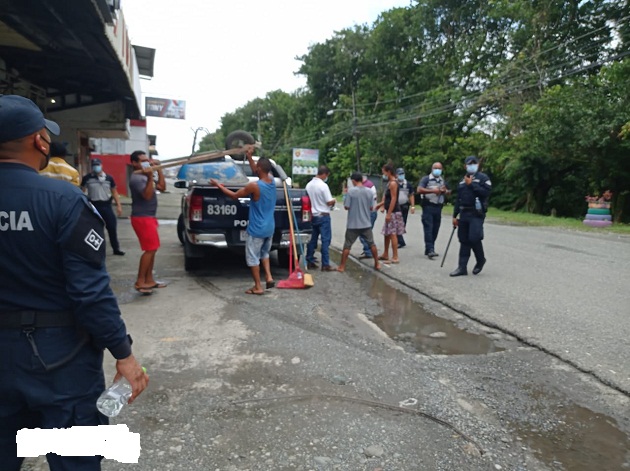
left=292, top=148, right=319, bottom=175
left=145, top=97, right=186, bottom=120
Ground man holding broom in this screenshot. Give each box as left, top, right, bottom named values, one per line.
left=337, top=172, right=381, bottom=273
left=210, top=146, right=276, bottom=294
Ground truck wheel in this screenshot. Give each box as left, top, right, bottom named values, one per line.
left=277, top=249, right=291, bottom=269
left=184, top=254, right=202, bottom=271
left=225, top=130, right=255, bottom=161
left=177, top=214, right=185, bottom=245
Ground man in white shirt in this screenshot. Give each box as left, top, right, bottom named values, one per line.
left=305, top=165, right=336, bottom=271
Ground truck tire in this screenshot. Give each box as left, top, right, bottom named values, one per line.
left=177, top=214, right=185, bottom=245
left=183, top=236, right=203, bottom=271
left=277, top=248, right=291, bottom=269
left=184, top=253, right=202, bottom=271
left=225, top=130, right=255, bottom=161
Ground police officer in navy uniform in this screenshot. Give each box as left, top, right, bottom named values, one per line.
left=0, top=95, right=148, bottom=470
left=450, top=155, right=492, bottom=276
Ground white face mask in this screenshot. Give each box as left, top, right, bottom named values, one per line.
left=141, top=161, right=151, bottom=169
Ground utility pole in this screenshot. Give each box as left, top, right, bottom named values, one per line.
left=352, top=90, right=361, bottom=172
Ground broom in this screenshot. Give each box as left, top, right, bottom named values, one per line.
left=277, top=179, right=313, bottom=289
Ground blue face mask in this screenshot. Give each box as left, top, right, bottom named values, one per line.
left=466, top=164, right=478, bottom=174
left=92, top=165, right=102, bottom=174
left=397, top=175, right=405, bottom=182
left=432, top=169, right=442, bottom=177
left=382, top=174, right=388, bottom=181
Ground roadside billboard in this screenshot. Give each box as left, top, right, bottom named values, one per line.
left=145, top=97, right=186, bottom=120
left=292, top=148, right=319, bottom=175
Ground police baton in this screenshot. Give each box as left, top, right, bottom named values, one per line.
left=440, top=225, right=457, bottom=268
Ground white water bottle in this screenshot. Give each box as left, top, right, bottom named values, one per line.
left=96, top=368, right=146, bottom=417
left=475, top=197, right=482, bottom=212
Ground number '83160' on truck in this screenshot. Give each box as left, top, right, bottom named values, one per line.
left=175, top=158, right=312, bottom=271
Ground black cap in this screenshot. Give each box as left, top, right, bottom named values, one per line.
left=0, top=95, right=60, bottom=144
left=465, top=156, right=479, bottom=164
left=91, top=158, right=102, bottom=166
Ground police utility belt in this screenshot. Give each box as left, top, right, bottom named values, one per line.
left=0, top=310, right=84, bottom=371
left=0, top=310, right=75, bottom=329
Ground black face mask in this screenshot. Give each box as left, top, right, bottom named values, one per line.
left=38, top=135, right=52, bottom=168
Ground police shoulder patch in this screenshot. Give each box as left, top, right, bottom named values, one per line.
left=62, top=200, right=106, bottom=264
left=84, top=228, right=105, bottom=251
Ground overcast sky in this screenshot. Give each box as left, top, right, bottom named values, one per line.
left=122, top=0, right=411, bottom=160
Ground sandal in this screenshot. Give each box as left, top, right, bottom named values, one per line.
left=135, top=286, right=153, bottom=296
left=378, top=255, right=390, bottom=261
left=266, top=280, right=275, bottom=289
left=390, top=259, right=400, bottom=264
left=245, top=288, right=265, bottom=295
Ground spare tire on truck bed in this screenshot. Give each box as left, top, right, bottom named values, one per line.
left=225, top=130, right=255, bottom=161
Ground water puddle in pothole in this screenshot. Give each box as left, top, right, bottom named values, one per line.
left=330, top=251, right=504, bottom=355
left=517, top=388, right=630, bottom=470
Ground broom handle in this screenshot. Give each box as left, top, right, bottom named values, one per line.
left=283, top=181, right=299, bottom=267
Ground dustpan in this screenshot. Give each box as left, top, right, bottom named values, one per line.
left=277, top=241, right=307, bottom=289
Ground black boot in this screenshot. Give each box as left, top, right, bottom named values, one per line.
left=449, top=267, right=468, bottom=277
left=472, top=258, right=486, bottom=275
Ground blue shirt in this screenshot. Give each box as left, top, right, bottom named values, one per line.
left=0, top=163, right=131, bottom=359
left=247, top=180, right=276, bottom=238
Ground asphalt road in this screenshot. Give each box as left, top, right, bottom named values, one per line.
left=326, top=205, right=630, bottom=395
left=20, top=186, right=630, bottom=471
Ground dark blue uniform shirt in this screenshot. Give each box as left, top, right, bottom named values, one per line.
left=453, top=171, right=492, bottom=218
left=0, top=163, right=131, bottom=359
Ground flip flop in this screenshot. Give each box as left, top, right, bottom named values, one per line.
left=245, top=288, right=265, bottom=295
left=151, top=281, right=168, bottom=288
left=266, top=280, right=275, bottom=289
left=135, top=287, right=153, bottom=296
left=378, top=256, right=390, bottom=261
left=390, top=259, right=400, bottom=264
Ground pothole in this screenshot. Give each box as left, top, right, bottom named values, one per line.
left=330, top=251, right=504, bottom=355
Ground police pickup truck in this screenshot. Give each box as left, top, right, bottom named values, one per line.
left=175, top=157, right=312, bottom=271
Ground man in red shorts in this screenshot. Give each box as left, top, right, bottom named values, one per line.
left=129, top=150, right=167, bottom=295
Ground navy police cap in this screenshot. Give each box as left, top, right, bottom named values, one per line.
left=465, top=155, right=479, bottom=164
left=0, top=95, right=60, bottom=144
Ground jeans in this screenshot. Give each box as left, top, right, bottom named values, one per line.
left=306, top=215, right=332, bottom=267
left=421, top=204, right=442, bottom=254
left=360, top=211, right=378, bottom=254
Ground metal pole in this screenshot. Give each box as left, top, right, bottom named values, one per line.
left=352, top=90, right=361, bottom=172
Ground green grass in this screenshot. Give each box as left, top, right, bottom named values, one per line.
left=485, top=207, right=630, bottom=234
